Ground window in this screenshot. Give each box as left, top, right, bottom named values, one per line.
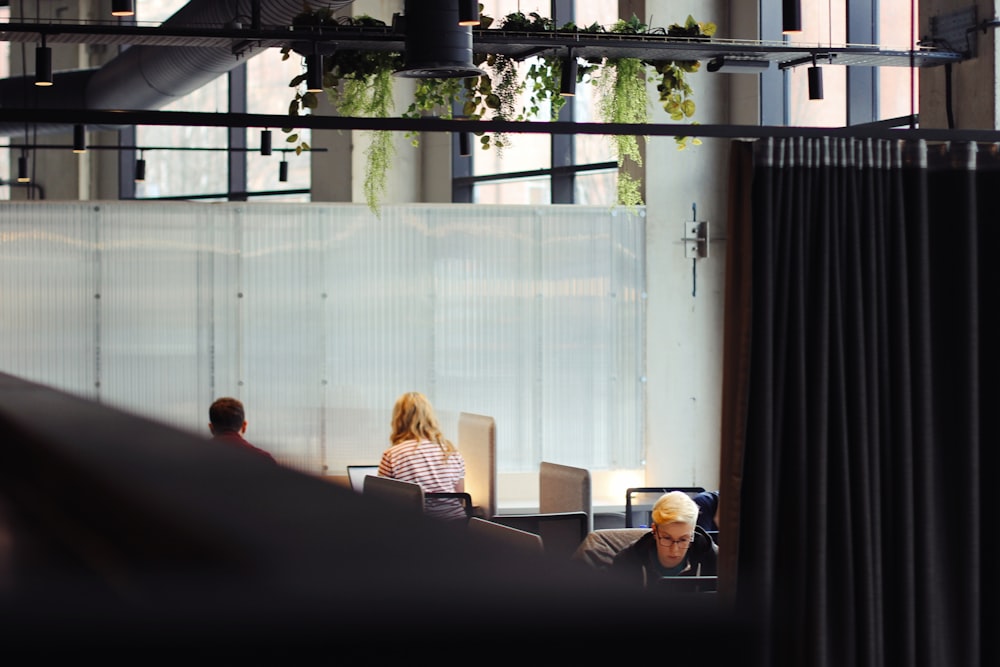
left=458, top=1, right=620, bottom=205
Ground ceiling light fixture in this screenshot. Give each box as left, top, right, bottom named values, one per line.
left=560, top=49, right=578, bottom=96
left=279, top=157, right=289, bottom=182
left=135, top=151, right=146, bottom=182
left=458, top=132, right=471, bottom=157
left=458, top=0, right=480, bottom=26
left=305, top=52, right=324, bottom=93
left=808, top=55, right=824, bottom=100
left=261, top=129, right=272, bottom=156
left=111, top=0, right=135, bottom=17
left=783, top=0, right=802, bottom=33
left=17, top=152, right=30, bottom=183
left=35, top=35, right=52, bottom=86
left=73, top=124, right=86, bottom=153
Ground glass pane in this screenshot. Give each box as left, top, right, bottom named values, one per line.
left=879, top=0, right=919, bottom=121
left=0, top=202, right=645, bottom=476
left=0, top=6, right=8, bottom=201
left=134, top=80, right=230, bottom=199
left=247, top=49, right=311, bottom=201
left=787, top=0, right=847, bottom=127
left=575, top=170, right=617, bottom=206
left=474, top=176, right=551, bottom=204
left=574, top=2, right=618, bottom=165
left=138, top=0, right=187, bottom=23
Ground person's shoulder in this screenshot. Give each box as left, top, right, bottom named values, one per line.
left=253, top=446, right=278, bottom=464
left=389, top=439, right=421, bottom=453
left=613, top=532, right=651, bottom=562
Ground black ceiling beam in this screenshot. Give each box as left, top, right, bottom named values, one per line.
left=2, top=107, right=1000, bottom=143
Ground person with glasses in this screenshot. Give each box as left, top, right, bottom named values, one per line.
left=609, top=490, right=718, bottom=586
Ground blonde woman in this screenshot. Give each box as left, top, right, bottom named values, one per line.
left=610, top=490, right=718, bottom=587
left=378, top=391, right=466, bottom=521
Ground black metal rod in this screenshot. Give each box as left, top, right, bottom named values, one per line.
left=3, top=142, right=327, bottom=153
left=3, top=108, right=1000, bottom=142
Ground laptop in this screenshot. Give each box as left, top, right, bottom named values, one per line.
left=653, top=575, right=718, bottom=594
left=347, top=464, right=380, bottom=493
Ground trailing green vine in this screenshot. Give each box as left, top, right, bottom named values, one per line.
left=281, top=7, right=716, bottom=211
left=597, top=55, right=648, bottom=208
left=281, top=13, right=402, bottom=215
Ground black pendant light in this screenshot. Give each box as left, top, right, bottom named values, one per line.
left=808, top=59, right=824, bottom=100
left=135, top=151, right=146, bottom=182
left=279, top=158, right=289, bottom=182
left=458, top=0, right=480, bottom=26
left=35, top=35, right=52, bottom=87
left=560, top=49, right=578, bottom=96
left=17, top=153, right=30, bottom=183
left=305, top=52, right=324, bottom=93
left=783, top=0, right=802, bottom=33
left=73, top=124, right=86, bottom=153
left=261, top=129, right=273, bottom=156
left=111, top=0, right=135, bottom=17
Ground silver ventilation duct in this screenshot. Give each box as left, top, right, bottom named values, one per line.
left=0, top=0, right=356, bottom=137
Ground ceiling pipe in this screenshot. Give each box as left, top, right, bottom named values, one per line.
left=0, top=1, right=356, bottom=138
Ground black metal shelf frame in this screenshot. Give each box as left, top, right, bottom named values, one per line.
left=0, top=21, right=968, bottom=70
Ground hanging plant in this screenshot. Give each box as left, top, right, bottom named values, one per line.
left=279, top=7, right=716, bottom=210
left=654, top=15, right=717, bottom=149
left=281, top=14, right=402, bottom=215
left=597, top=17, right=651, bottom=208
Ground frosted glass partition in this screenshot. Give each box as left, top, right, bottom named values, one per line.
left=0, top=202, right=645, bottom=474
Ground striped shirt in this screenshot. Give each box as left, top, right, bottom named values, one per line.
left=378, top=439, right=466, bottom=521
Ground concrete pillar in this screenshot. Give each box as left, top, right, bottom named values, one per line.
left=920, top=0, right=997, bottom=130
left=636, top=0, right=727, bottom=489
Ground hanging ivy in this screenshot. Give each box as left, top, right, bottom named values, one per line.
left=281, top=14, right=402, bottom=215
left=281, top=7, right=717, bottom=211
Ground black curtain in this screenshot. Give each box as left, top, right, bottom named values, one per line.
left=721, top=138, right=995, bottom=667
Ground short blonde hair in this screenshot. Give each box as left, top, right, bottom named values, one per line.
left=651, top=490, right=699, bottom=527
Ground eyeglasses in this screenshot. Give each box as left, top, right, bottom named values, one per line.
left=654, top=529, right=693, bottom=550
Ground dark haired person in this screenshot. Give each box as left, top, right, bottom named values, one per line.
left=208, top=397, right=277, bottom=465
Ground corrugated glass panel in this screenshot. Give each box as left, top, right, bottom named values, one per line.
left=0, top=201, right=644, bottom=475
left=0, top=203, right=99, bottom=397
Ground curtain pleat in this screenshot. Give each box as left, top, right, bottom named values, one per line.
left=723, top=138, right=990, bottom=667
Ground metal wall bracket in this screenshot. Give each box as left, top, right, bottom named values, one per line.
left=683, top=221, right=709, bottom=259
left=929, top=6, right=978, bottom=58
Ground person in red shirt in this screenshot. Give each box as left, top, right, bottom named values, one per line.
left=208, top=397, right=277, bottom=465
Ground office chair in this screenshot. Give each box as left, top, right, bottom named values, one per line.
left=489, top=511, right=589, bottom=560
left=624, top=487, right=706, bottom=527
